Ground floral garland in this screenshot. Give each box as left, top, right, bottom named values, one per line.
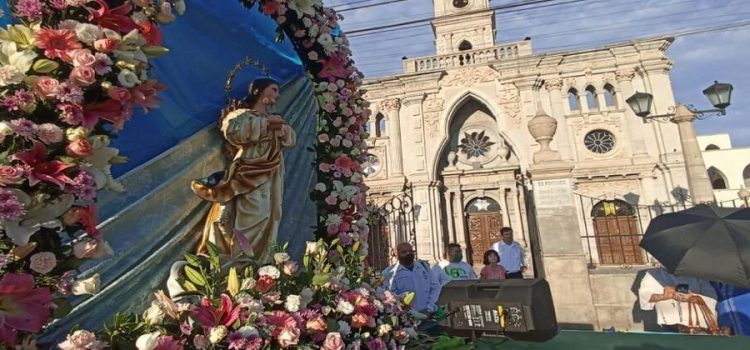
left=0, top=0, right=184, bottom=347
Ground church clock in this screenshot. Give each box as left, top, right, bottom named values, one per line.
left=453, top=0, right=469, bottom=8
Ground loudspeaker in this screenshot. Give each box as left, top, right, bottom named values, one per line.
left=436, top=278, right=558, bottom=342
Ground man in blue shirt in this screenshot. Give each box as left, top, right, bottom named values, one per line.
left=382, top=242, right=441, bottom=316
left=491, top=227, right=527, bottom=279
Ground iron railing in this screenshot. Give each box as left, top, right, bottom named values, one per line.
left=366, top=182, right=417, bottom=272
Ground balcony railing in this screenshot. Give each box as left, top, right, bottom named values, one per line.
left=402, top=40, right=532, bottom=73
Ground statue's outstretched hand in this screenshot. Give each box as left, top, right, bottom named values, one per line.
left=267, top=114, right=286, bottom=131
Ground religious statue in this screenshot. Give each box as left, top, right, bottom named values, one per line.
left=190, top=78, right=296, bottom=262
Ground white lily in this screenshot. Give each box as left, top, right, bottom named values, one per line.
left=288, top=0, right=322, bottom=17
left=0, top=41, right=36, bottom=86
left=0, top=190, right=74, bottom=246
left=102, top=29, right=148, bottom=64
left=83, top=135, right=125, bottom=192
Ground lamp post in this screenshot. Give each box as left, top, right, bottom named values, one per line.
left=739, top=187, right=750, bottom=208
left=626, top=81, right=734, bottom=204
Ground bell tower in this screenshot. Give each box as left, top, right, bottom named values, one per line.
left=432, top=0, right=496, bottom=55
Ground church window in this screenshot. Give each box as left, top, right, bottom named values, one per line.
left=603, top=84, right=616, bottom=108
left=458, top=130, right=495, bottom=159
left=585, top=86, right=599, bottom=110
left=453, top=0, right=469, bottom=8
left=375, top=113, right=387, bottom=137
left=458, top=40, right=473, bottom=51
left=584, top=129, right=615, bottom=154
left=568, top=88, right=580, bottom=112
left=705, top=144, right=720, bottom=151
left=362, top=154, right=382, bottom=176
left=708, top=166, right=728, bottom=190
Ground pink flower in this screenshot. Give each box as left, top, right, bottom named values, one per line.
left=86, top=0, right=138, bottom=34
left=255, top=275, right=275, bottom=293
left=70, top=170, right=97, bottom=203
left=12, top=142, right=74, bottom=188
left=325, top=195, right=337, bottom=205
left=57, top=103, right=86, bottom=126
left=282, top=261, right=298, bottom=275
left=108, top=86, right=132, bottom=103
left=319, top=53, right=348, bottom=82
left=33, top=76, right=60, bottom=99
left=130, top=80, right=166, bottom=112
left=365, top=338, right=386, bottom=350
left=70, top=66, right=97, bottom=86
left=323, top=103, right=336, bottom=113
left=84, top=98, right=129, bottom=129
left=14, top=0, right=43, bottom=21
left=334, top=155, right=358, bottom=172
left=0, top=273, right=52, bottom=347
left=267, top=311, right=297, bottom=337
left=37, top=123, right=63, bottom=144
left=322, top=332, right=344, bottom=350
left=0, top=166, right=24, bottom=187
left=72, top=49, right=97, bottom=67
left=93, top=53, right=113, bottom=74
left=191, top=294, right=241, bottom=328
left=260, top=1, right=280, bottom=15
left=318, top=134, right=330, bottom=143
left=319, top=163, right=331, bottom=173
left=155, top=335, right=184, bottom=350
left=56, top=82, right=85, bottom=104
left=139, top=22, right=163, bottom=46
left=9, top=118, right=37, bottom=139
left=34, top=29, right=82, bottom=62
left=351, top=313, right=369, bottom=328
left=66, top=138, right=93, bottom=157
left=0, top=189, right=26, bottom=221
left=58, top=330, right=108, bottom=350
left=29, top=252, right=57, bottom=274
left=306, top=316, right=327, bottom=333
left=277, top=327, right=300, bottom=348
left=93, top=38, right=118, bottom=52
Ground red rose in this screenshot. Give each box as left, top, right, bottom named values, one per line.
left=256, top=275, right=275, bottom=293
left=65, top=139, right=93, bottom=157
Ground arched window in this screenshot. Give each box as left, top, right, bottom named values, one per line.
left=585, top=86, right=599, bottom=110
left=375, top=113, right=386, bottom=137
left=708, top=166, right=728, bottom=189
left=603, top=84, right=616, bottom=108
left=705, top=144, right=720, bottom=151
left=591, top=199, right=644, bottom=265
left=458, top=40, right=473, bottom=51
left=743, top=164, right=750, bottom=187
left=568, top=88, right=580, bottom=112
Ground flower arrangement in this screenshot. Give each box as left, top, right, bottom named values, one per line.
left=60, top=241, right=418, bottom=350
left=236, top=0, right=372, bottom=276
left=0, top=0, right=184, bottom=346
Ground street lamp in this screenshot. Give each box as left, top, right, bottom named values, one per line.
left=626, top=81, right=734, bottom=204
left=738, top=187, right=750, bottom=208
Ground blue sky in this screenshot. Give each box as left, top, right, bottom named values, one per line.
left=331, top=0, right=750, bottom=147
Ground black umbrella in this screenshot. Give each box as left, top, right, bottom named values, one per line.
left=640, top=204, right=750, bottom=288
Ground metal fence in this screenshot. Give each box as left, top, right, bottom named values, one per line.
left=366, top=183, right=417, bottom=272
left=575, top=194, right=741, bottom=268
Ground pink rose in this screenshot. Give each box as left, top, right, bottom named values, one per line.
left=192, top=335, right=208, bottom=350
left=319, top=163, right=331, bottom=172
left=277, top=326, right=300, bottom=348
left=66, top=138, right=93, bottom=157
left=33, top=76, right=60, bottom=99
left=29, top=252, right=57, bottom=274
left=351, top=313, right=369, bottom=329
left=325, top=195, right=337, bottom=205
left=318, top=134, right=329, bottom=143
left=72, top=49, right=96, bottom=67
left=94, top=38, right=118, bottom=53
left=70, top=66, right=96, bottom=86
left=107, top=87, right=132, bottom=103
left=0, top=165, right=24, bottom=186
left=322, top=332, right=344, bottom=350
left=282, top=261, right=298, bottom=275
left=37, top=123, right=63, bottom=144
left=306, top=316, right=327, bottom=333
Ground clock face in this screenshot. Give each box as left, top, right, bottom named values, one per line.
left=453, top=0, right=469, bottom=8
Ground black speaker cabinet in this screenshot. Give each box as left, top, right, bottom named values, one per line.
left=436, top=278, right=558, bottom=342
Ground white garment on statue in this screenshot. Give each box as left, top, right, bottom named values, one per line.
left=432, top=260, right=477, bottom=286
left=382, top=261, right=441, bottom=313
left=491, top=240, right=525, bottom=273
left=638, top=268, right=718, bottom=328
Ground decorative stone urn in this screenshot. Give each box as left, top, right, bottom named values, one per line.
left=527, top=104, right=561, bottom=162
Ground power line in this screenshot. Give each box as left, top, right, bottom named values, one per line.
left=334, top=0, right=407, bottom=12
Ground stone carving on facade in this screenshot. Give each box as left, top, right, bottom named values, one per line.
left=423, top=112, right=440, bottom=137
left=423, top=94, right=445, bottom=112
left=615, top=69, right=635, bottom=82
left=543, top=78, right=563, bottom=91
left=576, top=179, right=639, bottom=201
left=439, top=66, right=501, bottom=88
left=497, top=83, right=521, bottom=125
left=565, top=78, right=577, bottom=90
left=380, top=98, right=401, bottom=111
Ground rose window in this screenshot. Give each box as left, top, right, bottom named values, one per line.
left=584, top=129, right=615, bottom=154
left=362, top=154, right=381, bottom=176
left=458, top=130, right=495, bottom=159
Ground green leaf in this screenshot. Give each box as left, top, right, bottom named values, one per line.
left=52, top=298, right=73, bottom=319
left=184, top=253, right=201, bottom=267
left=32, top=59, right=59, bottom=73
left=182, top=280, right=198, bottom=291
left=184, top=265, right=207, bottom=286
left=326, top=317, right=339, bottom=331
left=206, top=242, right=220, bottom=270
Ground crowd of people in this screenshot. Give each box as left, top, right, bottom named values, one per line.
left=380, top=226, right=526, bottom=318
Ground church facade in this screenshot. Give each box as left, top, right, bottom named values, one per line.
left=362, top=0, right=693, bottom=329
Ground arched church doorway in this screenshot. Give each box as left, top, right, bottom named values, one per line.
left=465, top=197, right=503, bottom=265
left=592, top=199, right=644, bottom=265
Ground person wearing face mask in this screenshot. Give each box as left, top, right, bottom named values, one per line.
left=432, top=243, right=477, bottom=286
left=381, top=242, right=441, bottom=317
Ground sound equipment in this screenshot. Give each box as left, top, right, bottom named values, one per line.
left=436, top=278, right=558, bottom=342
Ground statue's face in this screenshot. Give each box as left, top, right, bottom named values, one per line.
left=260, top=84, right=280, bottom=106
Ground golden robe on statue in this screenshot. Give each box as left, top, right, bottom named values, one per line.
left=191, top=108, right=296, bottom=262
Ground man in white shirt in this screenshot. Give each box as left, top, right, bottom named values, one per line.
left=638, top=267, right=718, bottom=330
left=432, top=243, right=477, bottom=286
left=382, top=242, right=441, bottom=316
left=490, top=227, right=526, bottom=279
